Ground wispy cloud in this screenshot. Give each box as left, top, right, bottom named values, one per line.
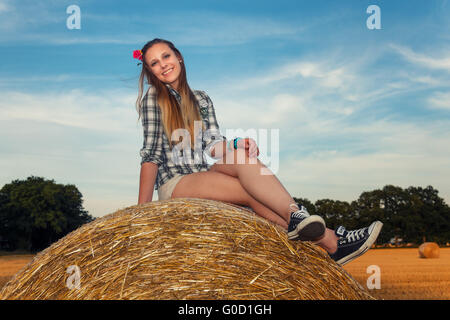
left=204, top=45, right=450, bottom=204
left=0, top=6, right=305, bottom=46
left=225, top=60, right=354, bottom=91
left=278, top=118, right=450, bottom=202
left=2, top=34, right=145, bottom=45
left=428, top=91, right=450, bottom=110
left=210, top=48, right=428, bottom=130
left=0, top=0, right=64, bottom=32
left=2, top=1, right=450, bottom=214
left=0, top=0, right=12, bottom=13
left=0, top=89, right=138, bottom=132
left=391, top=44, right=450, bottom=72
left=0, top=74, right=115, bottom=84
left=85, top=10, right=306, bottom=46
left=162, top=12, right=304, bottom=46
left=0, top=86, right=144, bottom=217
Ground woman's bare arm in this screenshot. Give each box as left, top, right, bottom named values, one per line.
left=138, top=162, right=158, bottom=204
left=210, top=140, right=228, bottom=159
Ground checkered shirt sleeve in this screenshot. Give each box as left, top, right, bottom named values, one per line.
left=195, top=90, right=227, bottom=159
left=139, top=87, right=165, bottom=166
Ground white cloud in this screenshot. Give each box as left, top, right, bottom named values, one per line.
left=0, top=88, right=145, bottom=217
left=0, top=1, right=64, bottom=33
left=3, top=37, right=450, bottom=219
left=213, top=48, right=433, bottom=124
left=213, top=93, right=310, bottom=130
left=428, top=91, right=450, bottom=110
left=0, top=74, right=115, bottom=85
left=278, top=120, right=450, bottom=203
left=0, top=7, right=304, bottom=45
left=213, top=99, right=450, bottom=205
left=2, top=59, right=450, bottom=218
left=226, top=61, right=354, bottom=93
left=146, top=11, right=304, bottom=46
left=206, top=49, right=450, bottom=205
left=0, top=0, right=11, bottom=13
left=391, top=44, right=450, bottom=72
left=0, top=89, right=139, bottom=132
left=281, top=151, right=450, bottom=204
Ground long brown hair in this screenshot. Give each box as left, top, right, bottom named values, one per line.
left=135, top=38, right=204, bottom=149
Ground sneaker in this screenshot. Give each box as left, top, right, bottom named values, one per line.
left=287, top=204, right=326, bottom=241
left=329, top=221, right=383, bottom=266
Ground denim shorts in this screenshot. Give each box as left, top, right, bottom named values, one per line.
left=157, top=175, right=185, bottom=201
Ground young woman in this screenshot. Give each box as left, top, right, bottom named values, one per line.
left=135, top=38, right=382, bottom=266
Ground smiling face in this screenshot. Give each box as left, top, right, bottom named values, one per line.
left=145, top=42, right=183, bottom=91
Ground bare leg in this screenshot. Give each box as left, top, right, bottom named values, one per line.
left=171, top=170, right=288, bottom=229
left=210, top=149, right=339, bottom=253
left=172, top=149, right=338, bottom=253
left=314, top=229, right=338, bottom=253
left=211, top=148, right=297, bottom=222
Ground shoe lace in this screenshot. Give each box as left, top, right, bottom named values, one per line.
left=343, top=228, right=366, bottom=243
left=289, top=203, right=309, bottom=219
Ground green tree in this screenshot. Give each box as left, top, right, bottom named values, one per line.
left=405, top=186, right=450, bottom=244
left=353, top=186, right=408, bottom=244
left=292, top=197, right=316, bottom=215
left=293, top=185, right=450, bottom=245
left=0, top=176, right=94, bottom=252
left=315, top=199, right=356, bottom=231
left=351, top=185, right=450, bottom=245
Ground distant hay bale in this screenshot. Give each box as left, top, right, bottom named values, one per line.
left=0, top=198, right=374, bottom=300
left=418, top=242, right=440, bottom=259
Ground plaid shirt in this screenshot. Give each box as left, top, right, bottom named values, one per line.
left=140, top=85, right=226, bottom=190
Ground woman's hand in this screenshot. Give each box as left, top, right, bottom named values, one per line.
left=237, top=138, right=259, bottom=158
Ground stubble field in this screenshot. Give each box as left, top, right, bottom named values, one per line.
left=1, top=248, right=449, bottom=300
left=0, top=254, right=35, bottom=291
left=342, top=247, right=450, bottom=299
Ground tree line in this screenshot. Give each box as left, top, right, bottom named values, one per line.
left=1, top=176, right=449, bottom=253
left=294, top=185, right=450, bottom=245
left=0, top=176, right=93, bottom=252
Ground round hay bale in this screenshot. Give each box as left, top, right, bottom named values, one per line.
left=0, top=198, right=374, bottom=300
left=418, top=242, right=440, bottom=259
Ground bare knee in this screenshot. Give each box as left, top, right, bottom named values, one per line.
left=210, top=149, right=261, bottom=178
left=171, top=171, right=251, bottom=207
left=219, top=148, right=260, bottom=166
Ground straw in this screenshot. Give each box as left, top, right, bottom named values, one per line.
left=0, top=198, right=374, bottom=300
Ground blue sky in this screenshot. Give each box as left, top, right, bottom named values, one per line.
left=1, top=0, right=450, bottom=217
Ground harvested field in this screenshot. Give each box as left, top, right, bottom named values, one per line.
left=0, top=254, right=34, bottom=289
left=343, top=247, right=450, bottom=300
left=1, top=248, right=449, bottom=299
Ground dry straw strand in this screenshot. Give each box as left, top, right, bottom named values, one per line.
left=0, top=198, right=374, bottom=300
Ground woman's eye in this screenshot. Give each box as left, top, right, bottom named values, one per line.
left=151, top=62, right=157, bottom=67
left=164, top=54, right=170, bottom=59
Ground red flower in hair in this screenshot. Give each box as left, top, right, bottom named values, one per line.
left=133, top=49, right=143, bottom=61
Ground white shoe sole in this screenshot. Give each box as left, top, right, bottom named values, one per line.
left=336, top=221, right=383, bottom=266
left=287, top=215, right=326, bottom=241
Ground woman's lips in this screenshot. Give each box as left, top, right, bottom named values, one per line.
left=162, top=68, right=173, bottom=76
